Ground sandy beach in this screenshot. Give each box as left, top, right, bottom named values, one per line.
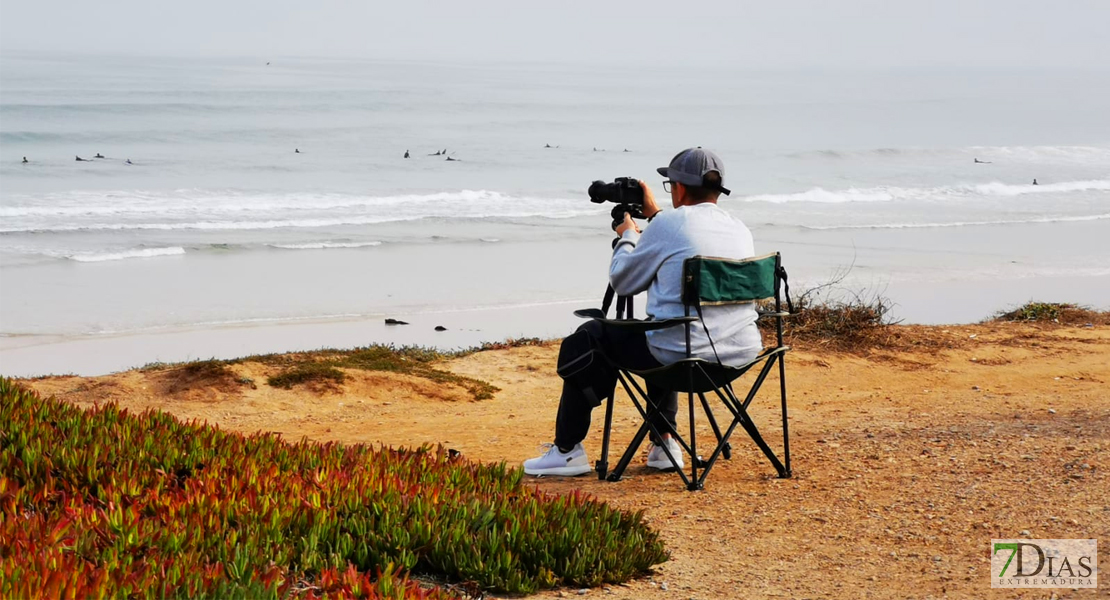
left=18, top=319, right=1108, bottom=599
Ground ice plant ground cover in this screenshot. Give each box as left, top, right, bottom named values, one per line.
left=0, top=378, right=667, bottom=598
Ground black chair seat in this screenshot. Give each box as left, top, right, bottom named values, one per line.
left=630, top=347, right=788, bottom=394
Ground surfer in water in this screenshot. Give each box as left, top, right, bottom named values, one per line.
left=126, top=159, right=133, bottom=165
left=404, top=150, right=410, bottom=158
left=94, top=153, right=105, bottom=159
left=295, top=148, right=301, bottom=153
left=430, top=150, right=441, bottom=156
left=446, top=156, right=460, bottom=162
left=75, top=155, right=90, bottom=162
left=974, top=158, right=991, bottom=164
left=1032, top=179, right=1038, bottom=185
left=22, top=157, right=28, bottom=163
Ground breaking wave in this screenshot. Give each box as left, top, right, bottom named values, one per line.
left=743, top=179, right=1110, bottom=204
left=64, top=247, right=186, bottom=262
left=802, top=213, right=1110, bottom=230
left=0, top=189, right=601, bottom=233
left=268, top=241, right=382, bottom=250
left=786, top=145, right=1110, bottom=164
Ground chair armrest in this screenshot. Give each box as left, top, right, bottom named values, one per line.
left=573, top=309, right=697, bottom=332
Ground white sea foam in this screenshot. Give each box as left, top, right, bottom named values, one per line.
left=268, top=241, right=383, bottom=250
left=0, top=189, right=583, bottom=219
left=745, top=187, right=899, bottom=203
left=969, top=180, right=1110, bottom=196
left=802, top=213, right=1110, bottom=230
left=0, top=189, right=601, bottom=233
left=742, top=179, right=1110, bottom=204
left=0, top=211, right=600, bottom=234
left=967, top=145, right=1110, bottom=164
left=65, top=247, right=186, bottom=262
left=0, top=216, right=405, bottom=233
left=786, top=145, right=1110, bottom=164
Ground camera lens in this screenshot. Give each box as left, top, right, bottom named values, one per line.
left=588, top=180, right=609, bottom=204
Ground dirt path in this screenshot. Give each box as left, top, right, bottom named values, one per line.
left=22, top=322, right=1109, bottom=599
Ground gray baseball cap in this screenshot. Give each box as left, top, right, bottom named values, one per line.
left=656, top=147, right=731, bottom=195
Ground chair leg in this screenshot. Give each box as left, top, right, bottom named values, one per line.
left=695, top=416, right=743, bottom=489
left=736, top=409, right=788, bottom=478
left=608, top=371, right=695, bottom=489
left=607, top=421, right=649, bottom=482
left=597, top=393, right=615, bottom=480
left=687, top=390, right=698, bottom=490
left=699, top=392, right=731, bottom=460
left=603, top=351, right=792, bottom=488
left=709, top=358, right=790, bottom=479
left=779, top=354, right=791, bottom=477
left=605, top=372, right=645, bottom=481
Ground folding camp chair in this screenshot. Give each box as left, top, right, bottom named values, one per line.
left=576, top=251, right=793, bottom=491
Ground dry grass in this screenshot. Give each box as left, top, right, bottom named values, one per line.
left=761, top=283, right=1109, bottom=354
left=759, top=286, right=909, bottom=353
left=266, top=362, right=346, bottom=391
left=469, top=337, right=551, bottom=352
left=135, top=344, right=508, bottom=400
left=991, top=301, right=1110, bottom=325
left=335, top=346, right=499, bottom=400
left=160, top=359, right=245, bottom=395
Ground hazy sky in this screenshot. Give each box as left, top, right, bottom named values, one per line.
left=2, top=0, right=1108, bottom=69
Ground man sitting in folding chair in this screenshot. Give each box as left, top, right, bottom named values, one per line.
left=524, top=147, right=763, bottom=478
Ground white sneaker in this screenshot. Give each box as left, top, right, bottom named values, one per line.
left=523, top=443, right=592, bottom=477
left=646, top=436, right=685, bottom=471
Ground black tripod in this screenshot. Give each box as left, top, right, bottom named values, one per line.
left=600, top=283, right=634, bottom=320
left=592, top=236, right=636, bottom=479
left=600, top=236, right=634, bottom=320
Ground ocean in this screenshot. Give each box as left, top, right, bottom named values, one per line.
left=1, top=55, right=1108, bottom=374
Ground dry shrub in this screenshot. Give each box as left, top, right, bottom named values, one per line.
left=472, top=337, right=550, bottom=352
left=762, top=287, right=899, bottom=352
left=162, top=359, right=243, bottom=395
left=267, top=362, right=346, bottom=391
left=992, top=302, right=1110, bottom=326
left=260, top=345, right=501, bottom=400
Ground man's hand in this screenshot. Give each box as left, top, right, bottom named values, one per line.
left=615, top=212, right=639, bottom=236
left=639, top=180, right=662, bottom=219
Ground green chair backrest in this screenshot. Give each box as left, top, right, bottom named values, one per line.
left=682, top=252, right=779, bottom=306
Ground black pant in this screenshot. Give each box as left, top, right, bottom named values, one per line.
left=554, top=319, right=678, bottom=450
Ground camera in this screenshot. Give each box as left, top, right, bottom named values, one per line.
left=589, top=177, right=647, bottom=230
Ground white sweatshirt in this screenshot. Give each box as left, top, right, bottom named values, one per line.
left=609, top=203, right=762, bottom=366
